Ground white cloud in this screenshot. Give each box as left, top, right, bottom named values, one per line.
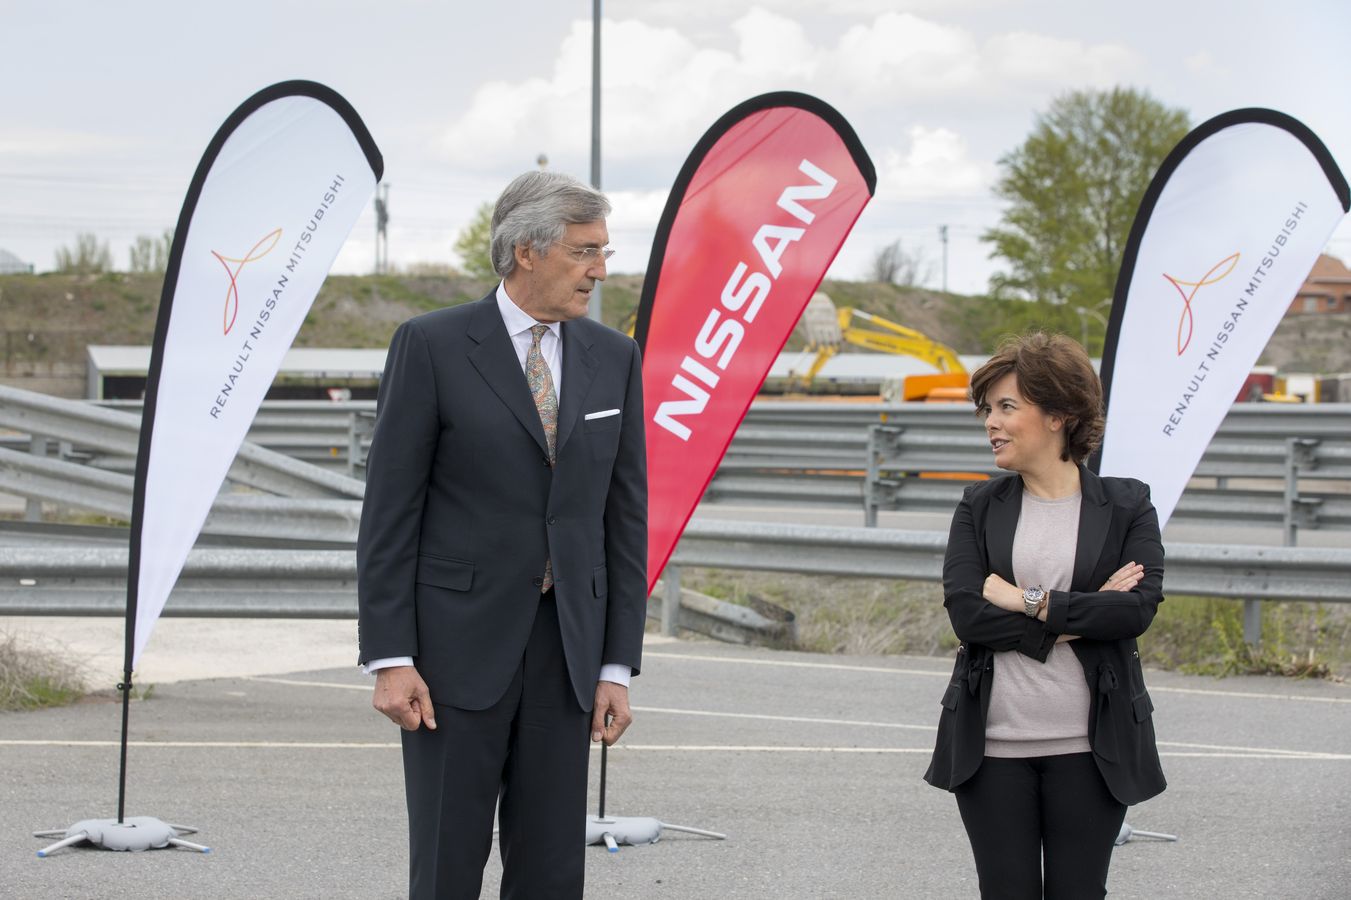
left=878, top=125, right=994, bottom=200
left=0, top=128, right=142, bottom=159
left=831, top=13, right=981, bottom=96
left=439, top=8, right=1146, bottom=175
left=731, top=7, right=818, bottom=79
left=1184, top=49, right=1229, bottom=78
left=605, top=188, right=671, bottom=233
left=984, top=32, right=1139, bottom=87
left=442, top=16, right=749, bottom=169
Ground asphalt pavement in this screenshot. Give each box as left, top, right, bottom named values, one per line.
left=2, top=634, right=1349, bottom=899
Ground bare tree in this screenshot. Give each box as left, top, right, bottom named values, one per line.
left=54, top=233, right=112, bottom=274
left=869, top=239, right=933, bottom=287
left=128, top=228, right=174, bottom=274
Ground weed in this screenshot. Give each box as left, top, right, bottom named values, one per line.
left=0, top=631, right=87, bottom=711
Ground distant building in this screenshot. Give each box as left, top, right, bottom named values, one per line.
left=0, top=248, right=34, bottom=274
left=1289, top=253, right=1351, bottom=315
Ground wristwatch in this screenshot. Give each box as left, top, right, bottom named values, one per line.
left=1022, top=586, right=1046, bottom=617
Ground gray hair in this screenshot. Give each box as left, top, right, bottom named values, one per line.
left=490, top=171, right=611, bottom=278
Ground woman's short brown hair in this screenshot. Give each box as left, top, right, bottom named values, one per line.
left=969, top=332, right=1104, bottom=464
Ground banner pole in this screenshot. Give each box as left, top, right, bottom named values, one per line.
left=115, top=668, right=132, bottom=824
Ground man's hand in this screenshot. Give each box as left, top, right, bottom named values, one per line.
left=373, top=666, right=437, bottom=731
left=592, top=681, right=632, bottom=746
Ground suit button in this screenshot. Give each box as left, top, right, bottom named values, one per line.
left=547, top=516, right=556, bottom=525
left=532, top=576, right=544, bottom=587
left=542, top=456, right=550, bottom=466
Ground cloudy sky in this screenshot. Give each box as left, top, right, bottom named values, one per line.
left=3, top=0, right=1349, bottom=296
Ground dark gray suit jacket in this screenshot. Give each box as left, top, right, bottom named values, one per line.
left=356, top=293, right=648, bottom=711
left=923, top=466, right=1167, bottom=806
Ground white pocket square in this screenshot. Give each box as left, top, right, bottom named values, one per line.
left=584, top=408, right=621, bottom=420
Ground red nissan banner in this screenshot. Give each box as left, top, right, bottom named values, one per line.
left=634, top=92, right=876, bottom=593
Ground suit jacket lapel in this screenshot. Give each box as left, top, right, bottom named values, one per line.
left=555, top=319, right=598, bottom=455
left=465, top=295, right=550, bottom=458
left=985, top=475, right=1022, bottom=581
left=1073, top=465, right=1112, bottom=590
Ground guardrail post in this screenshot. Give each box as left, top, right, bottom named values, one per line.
left=25, top=435, right=44, bottom=522
left=1243, top=599, right=1262, bottom=648
left=347, top=411, right=374, bottom=478
left=1283, top=437, right=1320, bottom=547
left=864, top=425, right=881, bottom=527
left=347, top=412, right=361, bottom=478
left=865, top=424, right=905, bottom=528
left=662, top=565, right=681, bottom=637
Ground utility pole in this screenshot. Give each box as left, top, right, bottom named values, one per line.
left=374, top=183, right=390, bottom=275
left=938, top=224, right=949, bottom=294
left=589, top=0, right=603, bottom=322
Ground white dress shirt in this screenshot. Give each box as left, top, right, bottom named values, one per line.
left=366, top=283, right=631, bottom=688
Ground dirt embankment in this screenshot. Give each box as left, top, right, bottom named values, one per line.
left=2, top=270, right=1343, bottom=398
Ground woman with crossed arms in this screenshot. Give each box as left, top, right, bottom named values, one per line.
left=924, top=332, right=1167, bottom=899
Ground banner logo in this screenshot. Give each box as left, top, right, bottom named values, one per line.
left=212, top=228, right=282, bottom=335
left=1162, top=252, right=1239, bottom=355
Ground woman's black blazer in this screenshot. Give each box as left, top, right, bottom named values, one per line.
left=922, top=465, right=1168, bottom=806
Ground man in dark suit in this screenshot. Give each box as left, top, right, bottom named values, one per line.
left=356, top=171, right=647, bottom=899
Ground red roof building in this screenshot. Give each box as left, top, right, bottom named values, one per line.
left=1289, top=253, right=1351, bottom=315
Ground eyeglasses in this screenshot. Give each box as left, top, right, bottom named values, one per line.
left=554, top=241, right=614, bottom=264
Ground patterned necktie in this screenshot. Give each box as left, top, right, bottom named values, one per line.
left=525, top=324, right=556, bottom=591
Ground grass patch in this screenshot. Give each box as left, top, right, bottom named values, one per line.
left=1140, top=596, right=1344, bottom=678
left=680, top=568, right=957, bottom=657
left=674, top=570, right=1349, bottom=679
left=0, top=631, right=87, bottom=711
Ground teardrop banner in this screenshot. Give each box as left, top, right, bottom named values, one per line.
left=1095, top=109, right=1348, bottom=526
left=129, top=81, right=381, bottom=670
left=100, top=80, right=378, bottom=846
left=633, top=92, right=875, bottom=594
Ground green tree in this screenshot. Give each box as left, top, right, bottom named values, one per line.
left=453, top=202, right=495, bottom=281
left=128, top=228, right=174, bottom=274
left=54, top=233, right=112, bottom=274
left=983, top=88, right=1191, bottom=317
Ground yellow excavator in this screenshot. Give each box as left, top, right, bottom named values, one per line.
left=796, top=292, right=969, bottom=401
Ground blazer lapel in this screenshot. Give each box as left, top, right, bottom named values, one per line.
left=984, top=475, right=1022, bottom=581
left=466, top=296, right=550, bottom=458
left=555, top=319, right=598, bottom=455
left=1073, top=465, right=1112, bottom=590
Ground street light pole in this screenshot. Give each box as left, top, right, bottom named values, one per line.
left=589, top=0, right=603, bottom=323
left=938, top=224, right=948, bottom=293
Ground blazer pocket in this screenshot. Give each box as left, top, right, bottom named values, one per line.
left=1132, top=690, right=1154, bottom=723
left=415, top=554, right=474, bottom=592
left=940, top=683, right=960, bottom=710
left=592, top=564, right=608, bottom=599
left=584, top=414, right=622, bottom=461
left=583, top=412, right=622, bottom=432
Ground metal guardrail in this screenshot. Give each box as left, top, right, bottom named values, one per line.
left=708, top=467, right=1351, bottom=535
left=861, top=425, right=1351, bottom=535
left=0, top=385, right=364, bottom=499
left=0, top=448, right=361, bottom=543
left=85, top=397, right=1351, bottom=467
left=5, top=386, right=1349, bottom=542
left=2, top=521, right=1346, bottom=621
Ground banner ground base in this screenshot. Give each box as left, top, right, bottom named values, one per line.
left=34, top=816, right=209, bottom=856
left=586, top=813, right=727, bottom=851
left=1116, top=821, right=1179, bottom=846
